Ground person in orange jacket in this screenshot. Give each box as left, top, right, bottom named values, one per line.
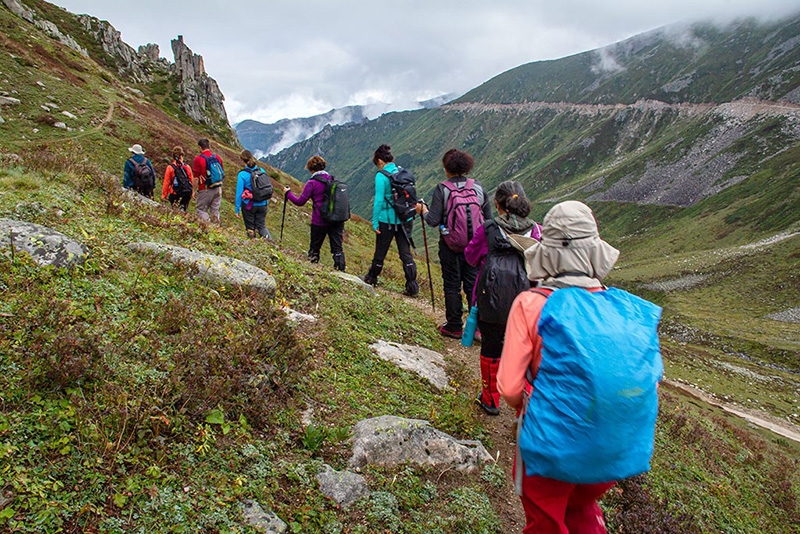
left=162, top=146, right=194, bottom=212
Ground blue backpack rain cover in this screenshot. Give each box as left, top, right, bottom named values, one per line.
left=203, top=153, right=224, bottom=188
left=519, top=287, right=663, bottom=484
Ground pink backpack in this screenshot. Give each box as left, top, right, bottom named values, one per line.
left=441, top=179, right=485, bottom=253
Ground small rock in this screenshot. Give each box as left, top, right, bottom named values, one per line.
left=62, top=111, right=77, bottom=119
left=53, top=122, right=66, bottom=129
left=317, top=465, right=370, bottom=508
left=0, top=116, right=4, bottom=124
left=241, top=500, right=287, bottom=533
left=0, top=96, right=21, bottom=105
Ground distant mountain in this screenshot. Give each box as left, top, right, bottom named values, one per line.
left=236, top=105, right=372, bottom=157
left=267, top=13, right=800, bottom=236
left=236, top=94, right=457, bottom=157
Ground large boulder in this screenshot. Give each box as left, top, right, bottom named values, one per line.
left=369, top=340, right=449, bottom=390
left=127, top=242, right=276, bottom=296
left=0, top=218, right=89, bottom=267
left=350, top=415, right=492, bottom=473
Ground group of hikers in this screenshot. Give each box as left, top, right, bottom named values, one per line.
left=123, top=139, right=663, bottom=534
left=123, top=138, right=274, bottom=239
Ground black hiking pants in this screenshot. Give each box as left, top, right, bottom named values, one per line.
left=242, top=204, right=271, bottom=239
left=438, top=240, right=478, bottom=330
left=364, top=221, right=418, bottom=296
left=309, top=222, right=346, bottom=271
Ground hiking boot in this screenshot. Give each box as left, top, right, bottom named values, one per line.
left=362, top=274, right=377, bottom=286
left=475, top=396, right=500, bottom=416
left=438, top=324, right=463, bottom=339
left=402, top=288, right=418, bottom=297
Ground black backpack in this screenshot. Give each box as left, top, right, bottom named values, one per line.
left=249, top=168, right=273, bottom=202
left=476, top=220, right=532, bottom=324
left=380, top=167, right=418, bottom=222
left=130, top=157, right=155, bottom=197
left=313, top=175, right=350, bottom=223
left=171, top=162, right=193, bottom=195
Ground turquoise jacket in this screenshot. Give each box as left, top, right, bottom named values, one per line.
left=235, top=166, right=269, bottom=215
left=371, top=162, right=401, bottom=230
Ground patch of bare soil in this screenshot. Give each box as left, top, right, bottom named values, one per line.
left=400, top=293, right=526, bottom=531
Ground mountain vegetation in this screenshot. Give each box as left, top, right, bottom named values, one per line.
left=1, top=1, right=799, bottom=533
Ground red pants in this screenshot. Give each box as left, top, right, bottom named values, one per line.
left=515, top=461, right=615, bottom=533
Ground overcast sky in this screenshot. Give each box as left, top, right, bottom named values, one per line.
left=50, top=1, right=800, bottom=126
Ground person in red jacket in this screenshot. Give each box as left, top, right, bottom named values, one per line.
left=161, top=146, right=194, bottom=212
left=192, top=138, right=223, bottom=223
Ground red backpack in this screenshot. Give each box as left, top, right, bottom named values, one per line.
left=441, top=179, right=485, bottom=252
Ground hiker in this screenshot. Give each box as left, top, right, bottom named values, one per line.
left=464, top=181, right=541, bottom=416
left=161, top=146, right=194, bottom=212
left=235, top=150, right=272, bottom=240
left=417, top=148, right=492, bottom=338
left=362, top=144, right=419, bottom=297
left=282, top=155, right=346, bottom=271
left=192, top=138, right=224, bottom=224
left=498, top=200, right=624, bottom=534
left=123, top=143, right=156, bottom=198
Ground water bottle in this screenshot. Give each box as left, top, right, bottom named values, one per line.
left=461, top=305, right=479, bottom=347
left=439, top=224, right=450, bottom=236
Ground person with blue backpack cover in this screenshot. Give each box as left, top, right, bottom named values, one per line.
left=497, top=200, right=663, bottom=534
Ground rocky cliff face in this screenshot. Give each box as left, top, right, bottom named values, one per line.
left=1, top=0, right=237, bottom=143
left=170, top=35, right=230, bottom=130
left=2, top=0, right=85, bottom=56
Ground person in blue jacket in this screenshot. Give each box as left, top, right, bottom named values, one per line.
left=123, top=143, right=156, bottom=198
left=362, top=144, right=418, bottom=297
left=235, top=150, right=272, bottom=240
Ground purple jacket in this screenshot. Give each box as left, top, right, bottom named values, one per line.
left=286, top=171, right=330, bottom=226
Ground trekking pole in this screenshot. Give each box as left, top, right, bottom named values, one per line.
left=420, top=204, right=435, bottom=311
left=280, top=190, right=288, bottom=241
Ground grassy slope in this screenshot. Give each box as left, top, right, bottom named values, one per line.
left=1, top=3, right=799, bottom=533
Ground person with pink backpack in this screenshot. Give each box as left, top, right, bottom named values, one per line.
left=417, top=149, right=492, bottom=338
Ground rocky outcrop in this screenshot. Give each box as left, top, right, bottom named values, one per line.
left=369, top=340, right=449, bottom=390
left=0, top=219, right=89, bottom=268
left=350, top=415, right=492, bottom=473
left=317, top=465, right=370, bottom=508
left=76, top=15, right=166, bottom=84
left=2, top=0, right=86, bottom=56
left=240, top=500, right=287, bottom=533
left=127, top=242, right=276, bottom=296
left=171, top=35, right=230, bottom=129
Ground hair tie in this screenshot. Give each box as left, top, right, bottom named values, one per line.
left=512, top=194, right=518, bottom=199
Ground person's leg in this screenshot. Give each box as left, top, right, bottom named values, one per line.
left=364, top=222, right=395, bottom=285
left=476, top=319, right=503, bottom=415
left=209, top=187, right=222, bottom=224
left=461, top=257, right=479, bottom=307
left=179, top=192, right=192, bottom=212
left=242, top=207, right=256, bottom=238
left=253, top=204, right=270, bottom=239
left=517, top=471, right=574, bottom=534
left=438, top=242, right=464, bottom=335
left=196, top=189, right=212, bottom=222
left=308, top=224, right=326, bottom=263
left=396, top=222, right=418, bottom=296
left=328, top=221, right=345, bottom=271
left=564, top=482, right=615, bottom=534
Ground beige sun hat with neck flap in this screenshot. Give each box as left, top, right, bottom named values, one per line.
left=128, top=143, right=145, bottom=155
left=507, top=200, right=619, bottom=288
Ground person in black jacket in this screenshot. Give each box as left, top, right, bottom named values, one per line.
left=417, top=149, right=492, bottom=338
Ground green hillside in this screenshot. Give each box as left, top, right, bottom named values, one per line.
left=1, top=2, right=799, bottom=533
left=459, top=16, right=800, bottom=105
